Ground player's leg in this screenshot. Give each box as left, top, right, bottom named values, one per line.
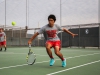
left=3, top=41, right=6, bottom=51
left=45, top=41, right=55, bottom=66
left=54, top=46, right=66, bottom=67
left=4, top=45, right=7, bottom=51
left=54, top=46, right=64, bottom=61
left=0, top=42, right=2, bottom=51
left=54, top=41, right=66, bottom=67
left=46, top=42, right=53, bottom=59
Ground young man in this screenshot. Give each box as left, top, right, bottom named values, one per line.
left=0, top=28, right=7, bottom=51
left=28, top=14, right=78, bottom=67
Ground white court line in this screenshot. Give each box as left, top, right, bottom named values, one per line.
left=0, top=53, right=100, bottom=70
left=0, top=64, right=27, bottom=70
left=65, top=53, right=100, bottom=59
left=0, top=52, right=56, bottom=57
left=0, top=60, right=50, bottom=70
left=0, top=53, right=26, bottom=54
left=61, top=50, right=100, bottom=52
left=0, top=53, right=49, bottom=56
left=1, top=52, right=100, bottom=58
left=0, top=52, right=14, bottom=54
left=37, top=53, right=99, bottom=57
left=47, top=60, right=100, bottom=75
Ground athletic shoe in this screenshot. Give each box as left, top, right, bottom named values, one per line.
left=62, top=58, right=66, bottom=67
left=50, top=59, right=55, bottom=66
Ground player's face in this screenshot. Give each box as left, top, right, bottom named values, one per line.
left=48, top=18, right=55, bottom=27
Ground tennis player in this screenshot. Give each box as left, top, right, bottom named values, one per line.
left=28, top=14, right=78, bottom=67
left=0, top=28, right=7, bottom=51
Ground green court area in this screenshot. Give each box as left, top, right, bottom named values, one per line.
left=0, top=47, right=100, bottom=75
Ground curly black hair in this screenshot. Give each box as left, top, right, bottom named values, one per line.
left=48, top=14, right=56, bottom=22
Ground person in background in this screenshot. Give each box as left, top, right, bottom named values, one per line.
left=0, top=28, right=7, bottom=51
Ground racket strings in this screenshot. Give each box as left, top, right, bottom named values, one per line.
left=28, top=53, right=36, bottom=65
left=26, top=44, right=36, bottom=65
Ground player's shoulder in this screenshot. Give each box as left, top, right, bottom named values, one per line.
left=54, top=24, right=60, bottom=28
left=54, top=24, right=59, bottom=26
left=41, top=24, right=49, bottom=28
left=44, top=24, right=48, bottom=27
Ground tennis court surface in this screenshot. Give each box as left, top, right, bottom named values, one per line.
left=0, top=47, right=100, bottom=75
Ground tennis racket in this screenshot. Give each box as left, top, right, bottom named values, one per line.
left=26, top=44, right=36, bottom=65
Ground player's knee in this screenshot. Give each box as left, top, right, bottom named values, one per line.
left=55, top=51, right=60, bottom=55
left=46, top=46, right=51, bottom=50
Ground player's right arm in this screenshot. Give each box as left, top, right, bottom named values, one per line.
left=28, top=26, right=45, bottom=44
left=28, top=32, right=39, bottom=44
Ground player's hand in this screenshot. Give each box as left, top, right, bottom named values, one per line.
left=28, top=40, right=32, bottom=45
left=71, top=34, right=78, bottom=38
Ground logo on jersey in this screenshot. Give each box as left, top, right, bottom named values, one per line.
left=46, top=30, right=56, bottom=38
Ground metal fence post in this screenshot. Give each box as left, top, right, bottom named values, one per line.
left=79, top=25, right=80, bottom=48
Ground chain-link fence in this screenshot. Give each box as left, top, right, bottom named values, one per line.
left=59, top=23, right=100, bottom=49
left=0, top=23, right=100, bottom=49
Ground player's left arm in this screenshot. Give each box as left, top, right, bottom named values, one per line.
left=62, top=28, right=78, bottom=38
